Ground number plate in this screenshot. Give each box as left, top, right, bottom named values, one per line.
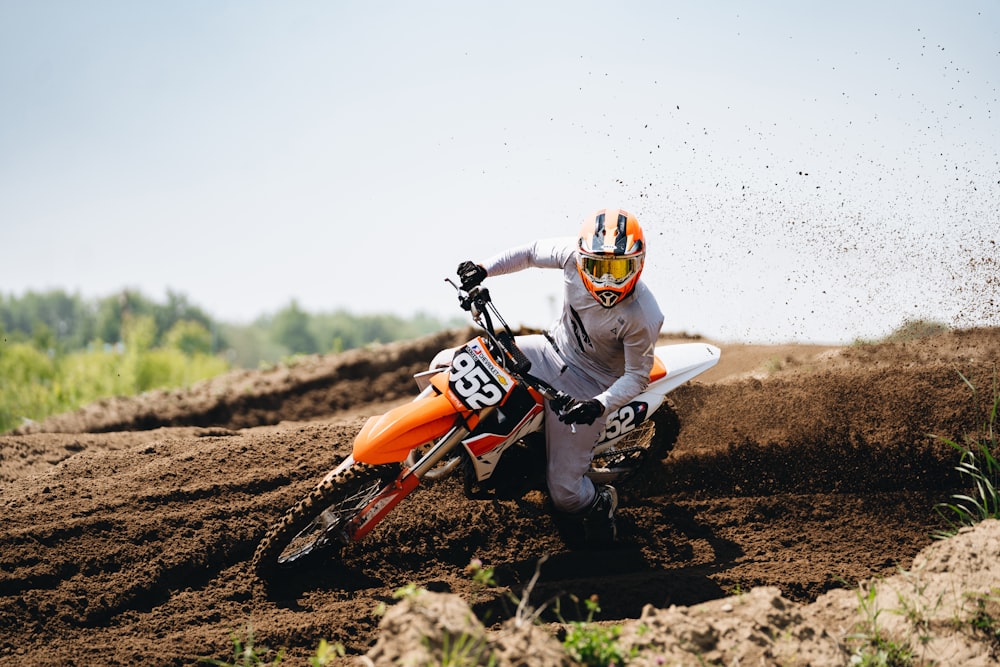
left=448, top=339, right=514, bottom=410
left=596, top=401, right=649, bottom=445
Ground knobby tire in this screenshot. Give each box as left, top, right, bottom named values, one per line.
left=252, top=461, right=401, bottom=577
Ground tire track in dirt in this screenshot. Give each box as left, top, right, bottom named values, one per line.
left=1, top=328, right=997, bottom=664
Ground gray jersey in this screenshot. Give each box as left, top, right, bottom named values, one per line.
left=482, top=237, right=664, bottom=413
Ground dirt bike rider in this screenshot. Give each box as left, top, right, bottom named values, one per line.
left=455, top=207, right=664, bottom=545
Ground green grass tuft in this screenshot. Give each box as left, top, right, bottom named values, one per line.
left=933, top=370, right=1000, bottom=539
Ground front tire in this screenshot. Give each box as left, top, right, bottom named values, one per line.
left=252, top=461, right=401, bottom=577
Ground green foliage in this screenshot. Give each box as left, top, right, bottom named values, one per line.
left=933, top=371, right=1000, bottom=538
left=0, top=342, right=61, bottom=432
left=200, top=624, right=285, bottom=666
left=882, top=319, right=950, bottom=343
left=200, top=624, right=343, bottom=666
left=1, top=288, right=462, bottom=369
left=850, top=319, right=950, bottom=347
left=464, top=557, right=633, bottom=666
left=436, top=632, right=497, bottom=667
left=164, top=319, right=214, bottom=356
left=558, top=595, right=636, bottom=667
left=232, top=304, right=463, bottom=367
left=1, top=288, right=220, bottom=353
left=850, top=635, right=915, bottom=667
left=216, top=322, right=287, bottom=369
left=1, top=287, right=463, bottom=431
left=0, top=328, right=228, bottom=434
left=848, top=583, right=915, bottom=667
left=967, top=590, right=1000, bottom=652
left=1, top=289, right=95, bottom=351
left=934, top=438, right=999, bottom=536
left=387, top=580, right=497, bottom=666
left=307, top=639, right=345, bottom=666
left=465, top=557, right=498, bottom=588
left=267, top=300, right=463, bottom=356
left=392, top=582, right=423, bottom=600
left=270, top=300, right=318, bottom=355
left=562, top=621, right=632, bottom=667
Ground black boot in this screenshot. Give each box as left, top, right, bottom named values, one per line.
left=582, top=484, right=618, bottom=545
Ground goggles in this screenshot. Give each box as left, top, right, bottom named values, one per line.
left=579, top=253, right=642, bottom=284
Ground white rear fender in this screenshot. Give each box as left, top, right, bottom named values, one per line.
left=648, top=343, right=721, bottom=397
left=594, top=343, right=720, bottom=450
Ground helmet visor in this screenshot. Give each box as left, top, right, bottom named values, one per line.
left=580, top=255, right=641, bottom=284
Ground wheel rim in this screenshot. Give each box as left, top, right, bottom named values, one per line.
left=276, top=476, right=387, bottom=565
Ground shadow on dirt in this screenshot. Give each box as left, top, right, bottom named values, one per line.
left=256, top=559, right=388, bottom=604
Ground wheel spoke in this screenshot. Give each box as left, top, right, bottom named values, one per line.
left=252, top=462, right=401, bottom=576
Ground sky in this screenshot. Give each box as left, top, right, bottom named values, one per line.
left=1, top=1, right=998, bottom=344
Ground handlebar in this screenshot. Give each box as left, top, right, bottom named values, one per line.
left=447, top=279, right=572, bottom=408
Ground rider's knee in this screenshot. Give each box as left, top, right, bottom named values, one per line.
left=429, top=347, right=457, bottom=371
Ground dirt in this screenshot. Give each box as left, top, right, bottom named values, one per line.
left=2, top=326, right=999, bottom=665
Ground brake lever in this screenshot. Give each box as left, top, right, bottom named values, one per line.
left=549, top=391, right=581, bottom=434
left=445, top=278, right=477, bottom=314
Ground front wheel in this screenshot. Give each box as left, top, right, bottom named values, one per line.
left=252, top=461, right=401, bottom=577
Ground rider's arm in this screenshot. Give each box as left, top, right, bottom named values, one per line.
left=481, top=237, right=576, bottom=276
left=594, top=312, right=664, bottom=413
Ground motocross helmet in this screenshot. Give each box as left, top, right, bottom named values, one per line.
left=576, top=207, right=645, bottom=308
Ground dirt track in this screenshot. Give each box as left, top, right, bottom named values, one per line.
left=1, top=327, right=998, bottom=665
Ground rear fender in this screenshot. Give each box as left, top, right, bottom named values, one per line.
left=647, top=343, right=721, bottom=396
left=595, top=343, right=720, bottom=451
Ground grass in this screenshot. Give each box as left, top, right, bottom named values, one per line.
left=434, top=631, right=497, bottom=667
left=200, top=624, right=343, bottom=666
left=967, top=590, right=1000, bottom=652
left=851, top=319, right=950, bottom=346
left=394, top=577, right=499, bottom=667
left=1, top=317, right=229, bottom=433
left=764, top=356, right=785, bottom=374
left=558, top=594, right=636, bottom=667
left=933, top=370, right=1000, bottom=539
left=847, top=583, right=915, bottom=667
left=472, top=557, right=634, bottom=666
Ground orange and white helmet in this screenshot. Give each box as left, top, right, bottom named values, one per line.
left=576, top=207, right=646, bottom=308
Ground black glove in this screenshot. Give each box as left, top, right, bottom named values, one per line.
left=550, top=392, right=574, bottom=414
left=457, top=261, right=487, bottom=290
left=558, top=399, right=605, bottom=426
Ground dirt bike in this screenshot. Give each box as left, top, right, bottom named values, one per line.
left=252, top=282, right=720, bottom=576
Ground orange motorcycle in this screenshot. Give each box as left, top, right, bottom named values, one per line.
left=252, top=282, right=719, bottom=576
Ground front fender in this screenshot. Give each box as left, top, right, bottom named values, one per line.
left=353, top=393, right=461, bottom=465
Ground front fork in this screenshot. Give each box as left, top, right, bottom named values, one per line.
left=347, top=418, right=477, bottom=541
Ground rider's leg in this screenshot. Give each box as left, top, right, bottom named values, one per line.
left=544, top=403, right=619, bottom=544
left=428, top=346, right=458, bottom=370
left=515, top=336, right=611, bottom=519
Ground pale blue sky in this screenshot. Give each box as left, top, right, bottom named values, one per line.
left=2, top=1, right=997, bottom=342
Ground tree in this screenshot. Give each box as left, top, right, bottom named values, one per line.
left=155, top=291, right=219, bottom=351
left=95, top=290, right=156, bottom=344
left=0, top=289, right=95, bottom=350
left=271, top=300, right=318, bottom=355
left=164, top=320, right=214, bottom=356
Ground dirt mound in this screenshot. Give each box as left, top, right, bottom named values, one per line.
left=10, top=328, right=478, bottom=437
left=1, top=327, right=998, bottom=665
left=367, top=520, right=1000, bottom=666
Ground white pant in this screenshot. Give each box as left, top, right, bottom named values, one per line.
left=514, top=335, right=606, bottom=513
